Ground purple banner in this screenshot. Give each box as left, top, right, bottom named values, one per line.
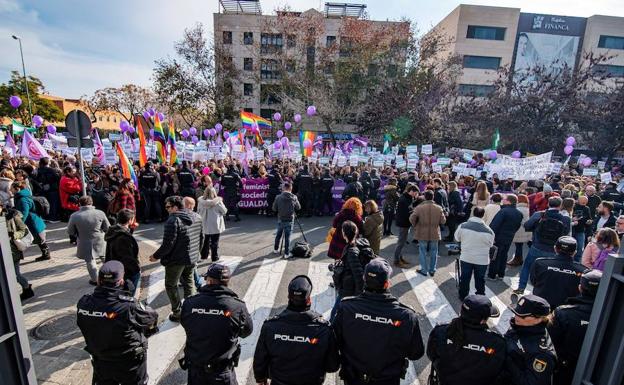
left=238, top=177, right=269, bottom=209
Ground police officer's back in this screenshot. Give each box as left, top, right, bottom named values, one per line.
left=369, top=169, right=381, bottom=201
left=427, top=295, right=506, bottom=385
left=77, top=261, right=158, bottom=385
left=548, top=270, right=602, bottom=385
left=319, top=169, right=334, bottom=215
left=177, top=161, right=196, bottom=198
left=505, top=295, right=557, bottom=385
left=531, top=236, right=586, bottom=308
left=253, top=275, right=339, bottom=385
left=180, top=263, right=253, bottom=385
left=333, top=258, right=424, bottom=385
left=267, top=167, right=283, bottom=217
left=221, top=165, right=243, bottom=221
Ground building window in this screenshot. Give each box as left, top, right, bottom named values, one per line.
left=466, top=26, right=506, bottom=41
left=244, top=57, right=253, bottom=71
left=340, top=37, right=352, bottom=57
left=113, top=117, right=117, bottom=123
left=261, top=33, right=283, bottom=54
left=458, top=84, right=495, bottom=97
left=243, top=108, right=254, bottom=113
left=260, top=59, right=281, bottom=80
left=368, top=64, right=378, bottom=77
left=260, top=84, right=281, bottom=105
left=598, top=35, right=624, bottom=50
left=243, top=32, right=253, bottom=45
left=260, top=108, right=275, bottom=120
left=244, top=83, right=253, bottom=96
left=306, top=46, right=316, bottom=71
left=324, top=62, right=335, bottom=75
left=463, top=55, right=501, bottom=70
left=593, top=64, right=624, bottom=78
left=285, top=60, right=296, bottom=73
left=223, top=31, right=232, bottom=44
left=286, top=34, right=296, bottom=48
left=326, top=35, right=336, bottom=47
left=387, top=64, right=398, bottom=77
left=99, top=116, right=103, bottom=122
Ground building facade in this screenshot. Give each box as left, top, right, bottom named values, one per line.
left=428, top=4, right=624, bottom=96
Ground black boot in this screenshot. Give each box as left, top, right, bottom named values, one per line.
left=20, top=285, right=34, bottom=300
left=35, top=245, right=51, bottom=262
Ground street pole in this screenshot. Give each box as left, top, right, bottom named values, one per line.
left=74, top=110, right=87, bottom=197
left=12, top=35, right=33, bottom=124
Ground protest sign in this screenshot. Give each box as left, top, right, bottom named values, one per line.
left=597, top=161, right=606, bottom=170
left=337, top=156, right=347, bottom=167
left=407, top=158, right=418, bottom=170
left=406, top=145, right=418, bottom=154
left=601, top=172, right=612, bottom=184
left=349, top=155, right=359, bottom=166
left=421, top=144, right=433, bottom=155
left=495, top=152, right=553, bottom=180
left=583, top=168, right=599, bottom=177
left=395, top=159, right=406, bottom=169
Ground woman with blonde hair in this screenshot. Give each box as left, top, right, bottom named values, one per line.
left=471, top=181, right=490, bottom=215
left=327, top=197, right=363, bottom=259
left=197, top=187, right=227, bottom=261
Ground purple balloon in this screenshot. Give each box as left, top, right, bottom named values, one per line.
left=215, top=123, right=223, bottom=132
left=46, top=124, right=57, bottom=134
left=306, top=105, right=316, bottom=116
left=157, top=112, right=165, bottom=122
left=120, top=120, right=130, bottom=131
left=181, top=129, right=190, bottom=138
left=127, top=126, right=135, bottom=134
left=148, top=108, right=156, bottom=117
left=280, top=137, right=289, bottom=146
left=564, top=145, right=574, bottom=155
left=149, top=129, right=155, bottom=138
left=565, top=136, right=576, bottom=146
left=276, top=130, right=284, bottom=138
left=489, top=150, right=497, bottom=160
left=203, top=129, right=210, bottom=137
left=303, top=139, right=312, bottom=148
left=143, top=111, right=151, bottom=120
left=223, top=131, right=230, bottom=139
left=273, top=112, right=282, bottom=121
left=273, top=141, right=282, bottom=150
left=189, top=127, right=197, bottom=136
left=511, top=150, right=521, bottom=158
left=582, top=157, right=592, bottom=167
left=32, top=115, right=43, bottom=127
left=9, top=95, right=22, bottom=108
left=284, top=121, right=292, bottom=130
left=293, top=114, right=302, bottom=123
left=191, top=135, right=199, bottom=144
left=209, top=128, right=216, bottom=136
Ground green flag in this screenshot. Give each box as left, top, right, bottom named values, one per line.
left=492, top=128, right=500, bottom=149
left=11, top=119, right=37, bottom=135
left=383, top=134, right=391, bottom=154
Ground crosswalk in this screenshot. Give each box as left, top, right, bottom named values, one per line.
left=142, top=251, right=530, bottom=385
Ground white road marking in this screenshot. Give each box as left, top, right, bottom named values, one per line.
left=404, top=269, right=458, bottom=327
left=503, top=277, right=534, bottom=294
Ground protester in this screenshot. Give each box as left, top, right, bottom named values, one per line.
left=272, top=181, right=301, bottom=258
left=382, top=177, right=400, bottom=236
left=104, top=209, right=140, bottom=295
left=581, top=227, right=620, bottom=270
left=35, top=157, right=61, bottom=221
left=410, top=190, right=446, bottom=276
left=593, top=201, right=616, bottom=232
left=487, top=194, right=523, bottom=281
left=483, top=193, right=502, bottom=225
left=197, top=186, right=227, bottom=262
left=362, top=200, right=383, bottom=254
left=107, top=179, right=136, bottom=225
left=11, top=180, right=51, bottom=262
left=444, top=181, right=464, bottom=242
left=331, top=220, right=364, bottom=320
left=393, top=183, right=419, bottom=268
left=471, top=180, right=490, bottom=213
left=572, top=195, right=592, bottom=262
left=509, top=194, right=531, bottom=266
left=183, top=196, right=204, bottom=290
left=327, top=197, right=363, bottom=260
left=617, top=215, right=624, bottom=243
left=3, top=203, right=34, bottom=300
left=59, top=166, right=82, bottom=221
left=221, top=165, right=242, bottom=222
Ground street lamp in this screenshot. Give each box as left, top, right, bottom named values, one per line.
left=12, top=34, right=34, bottom=123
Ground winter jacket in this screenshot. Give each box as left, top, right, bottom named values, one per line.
left=362, top=210, right=384, bottom=254
left=529, top=192, right=560, bottom=215
left=67, top=206, right=110, bottom=260
left=272, top=191, right=301, bottom=222
left=571, top=204, right=591, bottom=234
left=454, top=217, right=495, bottom=266
left=197, top=196, right=227, bottom=235
left=524, top=209, right=571, bottom=252
left=382, top=185, right=400, bottom=211
left=581, top=242, right=616, bottom=270
left=434, top=187, right=449, bottom=213
left=489, top=204, right=524, bottom=245
left=153, top=209, right=203, bottom=266
left=6, top=209, right=28, bottom=262
left=108, top=190, right=135, bottom=216
left=13, top=188, right=46, bottom=235
left=483, top=203, right=501, bottom=225
left=104, top=224, right=140, bottom=278
left=36, top=166, right=61, bottom=193
left=0, top=177, right=13, bottom=207
left=338, top=245, right=364, bottom=298
left=60, top=175, right=82, bottom=211
left=409, top=200, right=446, bottom=241
left=512, top=203, right=532, bottom=244
left=395, top=192, right=414, bottom=228
left=448, top=190, right=464, bottom=216
left=328, top=209, right=363, bottom=260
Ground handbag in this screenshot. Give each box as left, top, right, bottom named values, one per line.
left=14, top=228, right=34, bottom=252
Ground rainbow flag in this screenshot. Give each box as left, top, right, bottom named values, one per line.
left=240, top=110, right=272, bottom=130
left=116, top=143, right=138, bottom=188
left=167, top=120, right=178, bottom=165
left=299, top=130, right=316, bottom=157
left=136, top=118, right=148, bottom=167
left=153, top=114, right=167, bottom=163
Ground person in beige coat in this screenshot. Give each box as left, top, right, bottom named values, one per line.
left=362, top=200, right=384, bottom=254
left=508, top=194, right=532, bottom=266
left=410, top=190, right=446, bottom=277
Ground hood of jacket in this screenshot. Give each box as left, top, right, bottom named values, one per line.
left=367, top=210, right=384, bottom=226
left=172, top=209, right=194, bottom=226
left=384, top=184, right=397, bottom=192
left=14, top=188, right=32, bottom=199
left=105, top=224, right=132, bottom=242
left=200, top=196, right=222, bottom=208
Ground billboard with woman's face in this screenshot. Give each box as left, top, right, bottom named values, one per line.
left=514, top=32, right=580, bottom=74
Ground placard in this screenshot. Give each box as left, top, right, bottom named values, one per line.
left=432, top=163, right=442, bottom=172
left=406, top=145, right=418, bottom=154
left=395, top=159, right=406, bottom=169
left=337, top=156, right=347, bottom=167
left=407, top=159, right=418, bottom=170
left=600, top=172, right=612, bottom=184
left=421, top=144, right=433, bottom=155
left=436, top=157, right=451, bottom=165
left=582, top=168, right=599, bottom=177
left=349, top=155, right=359, bottom=167
left=320, top=157, right=330, bottom=165
left=597, top=161, right=606, bottom=170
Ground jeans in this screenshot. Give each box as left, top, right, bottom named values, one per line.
left=13, top=260, right=29, bottom=289
left=518, top=246, right=557, bottom=290
left=418, top=240, right=439, bottom=274
left=573, top=232, right=585, bottom=262
left=200, top=233, right=220, bottom=261
left=274, top=221, right=293, bottom=253
left=488, top=242, right=511, bottom=279
left=383, top=207, right=395, bottom=234
left=164, top=264, right=196, bottom=315
left=393, top=227, right=410, bottom=262
left=459, top=261, right=487, bottom=300
left=127, top=272, right=141, bottom=296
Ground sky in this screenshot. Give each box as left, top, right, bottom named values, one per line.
left=1, top=0, right=622, bottom=98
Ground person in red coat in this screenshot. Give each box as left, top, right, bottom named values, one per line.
left=327, top=197, right=363, bottom=259
left=59, top=166, right=82, bottom=222
left=108, top=179, right=138, bottom=231
left=528, top=185, right=559, bottom=215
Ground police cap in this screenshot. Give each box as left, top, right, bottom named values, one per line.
left=364, top=258, right=392, bottom=289
left=288, top=275, right=312, bottom=303
left=555, top=236, right=577, bottom=255
left=203, top=263, right=231, bottom=281
left=98, top=261, right=124, bottom=283
left=461, top=294, right=500, bottom=321
left=511, top=294, right=550, bottom=317
left=580, top=269, right=602, bottom=297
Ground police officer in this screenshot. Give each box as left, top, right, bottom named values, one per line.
left=221, top=165, right=242, bottom=221
left=177, top=161, right=196, bottom=198
left=505, top=295, right=557, bottom=385
left=333, top=258, right=424, bottom=385
left=139, top=162, right=162, bottom=223
left=360, top=171, right=373, bottom=202
left=342, top=171, right=364, bottom=204
left=427, top=295, right=506, bottom=385
left=548, top=270, right=602, bottom=385
left=369, top=169, right=381, bottom=202
left=530, top=236, right=586, bottom=308
left=253, top=275, right=340, bottom=385
left=77, top=261, right=158, bottom=385
left=294, top=165, right=313, bottom=217
left=180, top=263, right=253, bottom=385
left=319, top=168, right=335, bottom=216
left=266, top=166, right=283, bottom=217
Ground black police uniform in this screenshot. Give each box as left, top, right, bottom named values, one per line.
left=369, top=173, right=381, bottom=202
left=294, top=169, right=314, bottom=216
left=77, top=286, right=158, bottom=385
left=180, top=284, right=253, bottom=385
left=221, top=169, right=242, bottom=220
left=177, top=166, right=196, bottom=198
left=267, top=169, right=282, bottom=216
left=139, top=168, right=162, bottom=222
left=530, top=253, right=586, bottom=309
left=360, top=172, right=373, bottom=202
left=319, top=172, right=335, bottom=215
left=254, top=309, right=339, bottom=385
left=333, top=292, right=425, bottom=385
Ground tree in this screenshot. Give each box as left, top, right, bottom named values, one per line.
left=0, top=71, right=64, bottom=127
left=80, top=84, right=154, bottom=124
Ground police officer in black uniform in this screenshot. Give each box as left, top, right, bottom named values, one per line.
left=177, top=161, right=196, bottom=198
left=369, top=169, right=381, bottom=202
left=139, top=162, right=162, bottom=223
left=360, top=171, right=373, bottom=202
left=548, top=270, right=602, bottom=385
left=319, top=168, right=335, bottom=216
left=180, top=263, right=253, bottom=385
left=253, top=275, right=340, bottom=385
left=266, top=166, right=283, bottom=217
left=427, top=295, right=506, bottom=385
left=505, top=294, right=557, bottom=385
left=294, top=165, right=314, bottom=217
left=221, top=165, right=243, bottom=221
left=77, top=261, right=158, bottom=385
left=333, top=258, right=425, bottom=385
left=530, top=236, right=586, bottom=308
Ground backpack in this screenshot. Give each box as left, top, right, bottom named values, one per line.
left=355, top=238, right=375, bottom=266
left=535, top=211, right=566, bottom=246
left=290, top=241, right=313, bottom=259
left=32, top=196, right=50, bottom=217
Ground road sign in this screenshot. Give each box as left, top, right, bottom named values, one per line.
left=67, top=138, right=94, bottom=148
left=65, top=110, right=91, bottom=138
